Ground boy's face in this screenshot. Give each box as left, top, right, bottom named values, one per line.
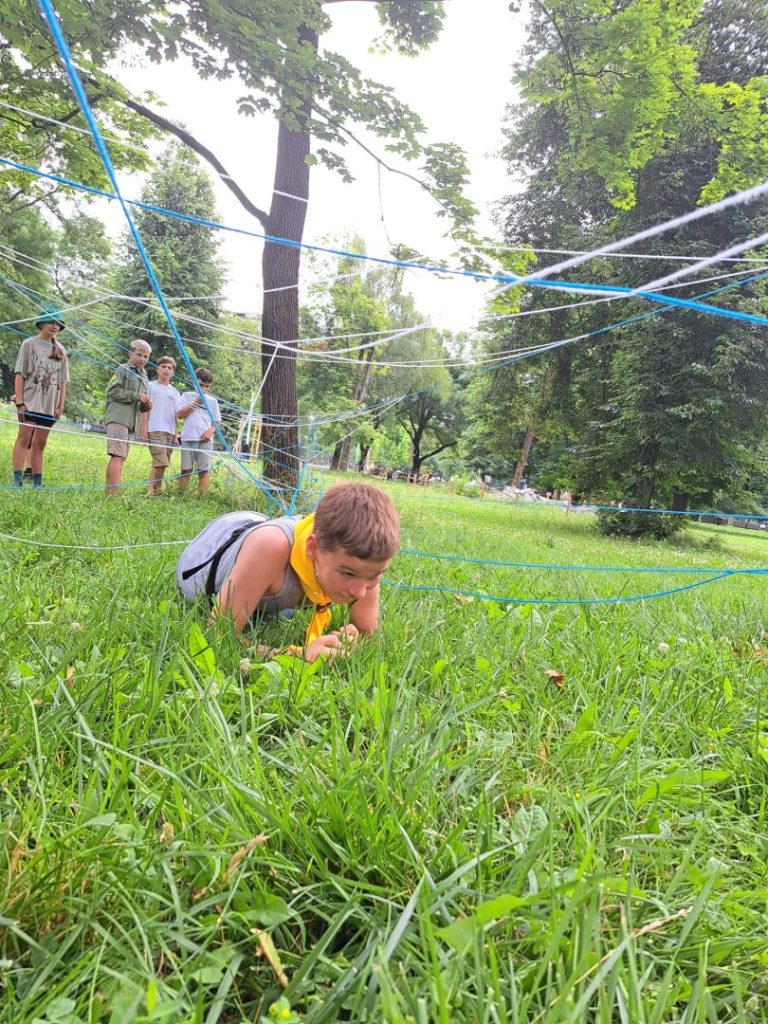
left=307, top=537, right=391, bottom=605
left=156, top=361, right=175, bottom=382
left=129, top=347, right=151, bottom=369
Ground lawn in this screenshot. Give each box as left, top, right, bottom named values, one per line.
left=2, top=421, right=768, bottom=1023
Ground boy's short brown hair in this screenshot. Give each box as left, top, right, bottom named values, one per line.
left=313, top=483, right=400, bottom=561
left=157, top=356, right=176, bottom=369
left=195, top=367, right=214, bottom=384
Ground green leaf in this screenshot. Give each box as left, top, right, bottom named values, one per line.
left=637, top=769, right=731, bottom=807
left=189, top=622, right=216, bottom=675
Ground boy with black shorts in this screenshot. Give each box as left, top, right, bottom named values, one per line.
left=12, top=309, right=69, bottom=487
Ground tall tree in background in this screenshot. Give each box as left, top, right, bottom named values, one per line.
left=3, top=0, right=478, bottom=488
left=109, top=144, right=226, bottom=371
left=486, top=0, right=768, bottom=513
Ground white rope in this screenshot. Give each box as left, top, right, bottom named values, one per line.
left=631, top=228, right=768, bottom=296
left=477, top=241, right=768, bottom=265
left=0, top=530, right=188, bottom=551
left=495, top=178, right=768, bottom=293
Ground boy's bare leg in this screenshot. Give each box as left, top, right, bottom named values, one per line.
left=147, top=466, right=165, bottom=495
left=197, top=470, right=210, bottom=496
left=29, top=429, right=51, bottom=474
left=106, top=456, right=125, bottom=494
left=12, top=425, right=36, bottom=471
left=178, top=471, right=192, bottom=493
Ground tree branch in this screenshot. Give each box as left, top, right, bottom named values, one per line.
left=118, top=93, right=269, bottom=228
left=421, top=439, right=457, bottom=461
left=316, top=107, right=454, bottom=221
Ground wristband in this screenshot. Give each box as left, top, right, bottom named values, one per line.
left=15, top=402, right=26, bottom=408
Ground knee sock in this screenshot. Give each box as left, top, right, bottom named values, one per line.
left=32, top=474, right=42, bottom=486
left=13, top=470, right=22, bottom=486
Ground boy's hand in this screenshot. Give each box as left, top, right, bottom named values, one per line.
left=305, top=634, right=343, bottom=663
left=305, top=626, right=360, bottom=663
left=200, top=427, right=215, bottom=442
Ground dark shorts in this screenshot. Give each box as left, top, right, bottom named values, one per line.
left=20, top=410, right=58, bottom=429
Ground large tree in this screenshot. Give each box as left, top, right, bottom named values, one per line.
left=485, top=0, right=768, bottom=510
left=2, top=0, right=478, bottom=489
left=108, top=144, right=226, bottom=368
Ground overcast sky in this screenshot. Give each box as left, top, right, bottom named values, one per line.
left=106, top=1, right=528, bottom=331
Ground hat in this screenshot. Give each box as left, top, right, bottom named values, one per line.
left=35, top=307, right=65, bottom=331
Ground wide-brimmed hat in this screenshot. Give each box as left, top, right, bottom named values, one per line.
left=35, top=307, right=65, bottom=331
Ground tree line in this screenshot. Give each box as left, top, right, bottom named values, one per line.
left=2, top=0, right=768, bottom=518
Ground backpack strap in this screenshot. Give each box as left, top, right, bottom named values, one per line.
left=181, top=522, right=259, bottom=603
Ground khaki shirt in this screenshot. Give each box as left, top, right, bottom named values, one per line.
left=105, top=361, right=149, bottom=432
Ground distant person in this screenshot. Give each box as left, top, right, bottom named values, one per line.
left=145, top=356, right=195, bottom=495
left=176, top=482, right=400, bottom=662
left=11, top=309, right=69, bottom=487
left=178, top=367, right=221, bottom=497
left=105, top=339, right=153, bottom=495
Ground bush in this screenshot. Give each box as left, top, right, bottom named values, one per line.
left=597, top=507, right=685, bottom=540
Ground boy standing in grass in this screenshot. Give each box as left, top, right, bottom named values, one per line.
left=178, top=367, right=221, bottom=497
left=176, top=483, right=400, bottom=662
left=146, top=356, right=195, bottom=496
left=11, top=309, right=69, bottom=487
left=105, top=339, right=153, bottom=495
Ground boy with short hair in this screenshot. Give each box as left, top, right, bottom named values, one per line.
left=146, top=356, right=195, bottom=495
left=105, top=339, right=153, bottom=495
left=178, top=367, right=221, bottom=496
left=12, top=309, right=69, bottom=487
left=176, top=482, right=400, bottom=662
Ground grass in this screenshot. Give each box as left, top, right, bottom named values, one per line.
left=3, top=421, right=768, bottom=1023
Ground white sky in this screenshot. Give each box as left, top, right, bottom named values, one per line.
left=105, top=0, right=527, bottom=331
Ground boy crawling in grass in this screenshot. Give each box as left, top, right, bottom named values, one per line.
left=176, top=483, right=400, bottom=662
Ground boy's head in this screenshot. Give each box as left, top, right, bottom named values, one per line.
left=195, top=367, right=214, bottom=389
left=307, top=483, right=400, bottom=606
left=155, top=356, right=176, bottom=381
left=129, top=339, right=151, bottom=368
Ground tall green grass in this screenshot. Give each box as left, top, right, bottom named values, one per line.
left=2, top=424, right=768, bottom=1022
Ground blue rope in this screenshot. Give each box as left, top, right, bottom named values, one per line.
left=33, top=1, right=283, bottom=513
left=5, top=152, right=768, bottom=331
left=397, top=547, right=768, bottom=576
left=382, top=570, right=742, bottom=606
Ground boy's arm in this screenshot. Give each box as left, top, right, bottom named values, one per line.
left=13, top=372, right=26, bottom=407
left=55, top=382, right=66, bottom=418
left=348, top=583, right=381, bottom=635
left=215, top=527, right=290, bottom=635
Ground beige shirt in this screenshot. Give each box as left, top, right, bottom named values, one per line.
left=15, top=336, right=69, bottom=416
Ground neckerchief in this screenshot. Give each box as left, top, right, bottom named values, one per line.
left=289, top=513, right=333, bottom=648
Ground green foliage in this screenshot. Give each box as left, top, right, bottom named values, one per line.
left=4, top=434, right=768, bottom=1019
left=107, top=144, right=227, bottom=367
left=485, top=0, right=768, bottom=512
left=597, top=507, right=685, bottom=540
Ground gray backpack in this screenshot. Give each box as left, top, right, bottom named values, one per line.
left=176, top=511, right=270, bottom=602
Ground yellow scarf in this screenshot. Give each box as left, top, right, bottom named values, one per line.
left=289, top=513, right=333, bottom=648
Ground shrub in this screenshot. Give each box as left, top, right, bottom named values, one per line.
left=597, top=507, right=685, bottom=540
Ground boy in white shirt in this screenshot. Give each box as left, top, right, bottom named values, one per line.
left=146, top=356, right=195, bottom=495
left=179, top=366, right=222, bottom=496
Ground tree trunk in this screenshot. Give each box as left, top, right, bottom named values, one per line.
left=357, top=443, right=371, bottom=473
left=338, top=346, right=377, bottom=471
left=511, top=424, right=535, bottom=487
left=509, top=341, right=561, bottom=488
left=260, top=26, right=317, bottom=491
left=634, top=441, right=660, bottom=507
left=330, top=439, right=343, bottom=471
left=671, top=491, right=688, bottom=512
